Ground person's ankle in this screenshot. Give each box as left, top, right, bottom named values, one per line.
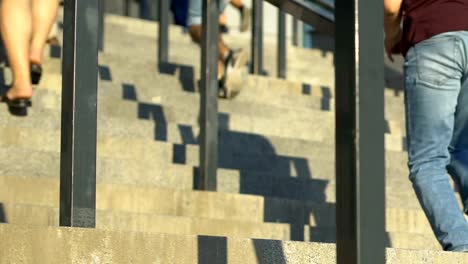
left=29, top=50, right=42, bottom=65
left=7, top=84, right=32, bottom=99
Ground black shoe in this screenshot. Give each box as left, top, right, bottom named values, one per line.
left=220, top=24, right=230, bottom=34
left=31, top=63, right=43, bottom=85
left=218, top=50, right=234, bottom=98
left=0, top=94, right=32, bottom=116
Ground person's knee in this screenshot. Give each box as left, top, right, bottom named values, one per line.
left=408, top=157, right=450, bottom=185
left=188, top=25, right=202, bottom=44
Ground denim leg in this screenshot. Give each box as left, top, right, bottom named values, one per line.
left=405, top=32, right=468, bottom=251
left=187, top=0, right=229, bottom=26
left=449, top=37, right=468, bottom=213
left=139, top=0, right=152, bottom=20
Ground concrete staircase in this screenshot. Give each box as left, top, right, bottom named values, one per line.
left=0, top=13, right=467, bottom=263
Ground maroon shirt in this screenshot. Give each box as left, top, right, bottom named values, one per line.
left=400, top=0, right=468, bottom=56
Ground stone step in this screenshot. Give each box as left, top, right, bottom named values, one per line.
left=53, top=12, right=405, bottom=107
left=58, top=12, right=337, bottom=89
left=0, top=176, right=437, bottom=233
left=36, top=69, right=332, bottom=122
left=32, top=84, right=407, bottom=143
left=96, top=13, right=405, bottom=100
left=33, top=75, right=406, bottom=137
left=1, top=90, right=408, bottom=151
left=2, top=224, right=464, bottom=263
left=38, top=47, right=406, bottom=122
left=102, top=39, right=404, bottom=120
left=0, top=143, right=421, bottom=208
left=47, top=20, right=406, bottom=120
left=33, top=44, right=406, bottom=124
left=38, top=53, right=323, bottom=111
left=0, top=123, right=408, bottom=177
left=0, top=202, right=442, bottom=250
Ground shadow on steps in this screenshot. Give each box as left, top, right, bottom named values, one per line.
left=158, top=62, right=195, bottom=93
left=121, top=81, right=338, bottom=247
left=197, top=236, right=288, bottom=264
left=0, top=203, right=7, bottom=223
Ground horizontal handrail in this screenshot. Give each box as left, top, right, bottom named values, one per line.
left=264, top=0, right=334, bottom=35
left=314, top=0, right=334, bottom=11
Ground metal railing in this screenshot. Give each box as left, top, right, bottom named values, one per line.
left=60, top=0, right=385, bottom=262
left=158, top=0, right=169, bottom=66
left=60, top=0, right=98, bottom=227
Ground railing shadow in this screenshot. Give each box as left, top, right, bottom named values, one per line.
left=253, top=239, right=287, bottom=264
left=137, top=102, right=168, bottom=141
left=158, top=62, right=196, bottom=93
left=197, top=235, right=228, bottom=264
left=0, top=203, right=7, bottom=223
left=120, top=77, right=334, bottom=260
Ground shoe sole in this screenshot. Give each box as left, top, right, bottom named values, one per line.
left=224, top=49, right=248, bottom=99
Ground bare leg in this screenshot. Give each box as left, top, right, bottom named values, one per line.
left=30, top=0, right=59, bottom=64
left=230, top=0, right=244, bottom=10
left=0, top=0, right=33, bottom=99
left=189, top=25, right=229, bottom=77
left=219, top=13, right=227, bottom=26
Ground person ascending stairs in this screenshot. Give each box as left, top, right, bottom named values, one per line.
left=187, top=0, right=248, bottom=99
left=385, top=0, right=468, bottom=252
left=0, top=0, right=59, bottom=115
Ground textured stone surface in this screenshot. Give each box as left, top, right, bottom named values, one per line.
left=0, top=202, right=442, bottom=250
left=1, top=224, right=467, bottom=263
left=0, top=176, right=436, bottom=234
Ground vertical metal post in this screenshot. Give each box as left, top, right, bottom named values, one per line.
left=277, top=10, right=286, bottom=79
left=158, top=0, right=169, bottom=65
left=60, top=0, right=98, bottom=228
left=98, top=0, right=104, bottom=51
left=251, top=0, right=263, bottom=74
left=199, top=0, right=219, bottom=191
left=292, top=17, right=298, bottom=46
left=335, top=0, right=385, bottom=262
left=124, top=0, right=131, bottom=16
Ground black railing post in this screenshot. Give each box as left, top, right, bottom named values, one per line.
left=59, top=0, right=98, bottom=228
left=124, top=0, right=131, bottom=16
left=158, top=0, right=169, bottom=66
left=277, top=10, right=286, bottom=79
left=292, top=17, right=299, bottom=46
left=199, top=0, right=219, bottom=191
left=98, top=0, right=104, bottom=51
left=251, top=0, right=263, bottom=74
left=335, top=0, right=385, bottom=262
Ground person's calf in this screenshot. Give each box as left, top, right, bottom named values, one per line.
left=188, top=25, right=202, bottom=44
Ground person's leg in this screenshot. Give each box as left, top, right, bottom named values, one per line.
left=188, top=0, right=229, bottom=76
left=30, top=0, right=59, bottom=65
left=229, top=0, right=250, bottom=32
left=139, top=0, right=152, bottom=20
left=229, top=0, right=243, bottom=9
left=0, top=0, right=33, bottom=100
left=405, top=31, right=468, bottom=251
left=188, top=25, right=229, bottom=78
left=219, top=12, right=229, bottom=33
left=448, top=31, right=468, bottom=216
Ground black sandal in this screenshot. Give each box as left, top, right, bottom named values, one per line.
left=31, top=63, right=43, bottom=85
left=218, top=50, right=234, bottom=98
left=0, top=94, right=32, bottom=116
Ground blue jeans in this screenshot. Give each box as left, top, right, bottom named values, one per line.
left=188, top=0, right=229, bottom=26
left=139, top=0, right=151, bottom=20
left=405, top=31, right=468, bottom=251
